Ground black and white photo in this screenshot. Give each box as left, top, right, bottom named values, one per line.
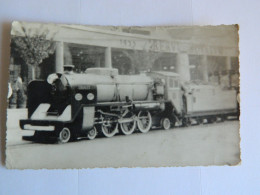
left=6, top=21, right=240, bottom=169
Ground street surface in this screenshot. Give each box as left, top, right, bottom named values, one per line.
left=5, top=109, right=240, bottom=169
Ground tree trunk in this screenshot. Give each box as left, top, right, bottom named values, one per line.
left=31, top=65, right=35, bottom=80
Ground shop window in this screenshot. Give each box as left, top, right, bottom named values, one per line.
left=174, top=80, right=179, bottom=88
left=169, top=78, right=174, bottom=88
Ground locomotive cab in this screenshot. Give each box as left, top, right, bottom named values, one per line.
left=146, top=71, right=183, bottom=114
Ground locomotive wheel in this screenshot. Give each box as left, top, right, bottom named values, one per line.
left=161, top=117, right=171, bottom=130
left=101, top=119, right=118, bottom=138
left=87, top=126, right=97, bottom=140
left=137, top=111, right=152, bottom=133
left=58, top=127, right=71, bottom=143
left=120, top=113, right=136, bottom=135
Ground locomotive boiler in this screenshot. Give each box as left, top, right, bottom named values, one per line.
left=20, top=67, right=239, bottom=143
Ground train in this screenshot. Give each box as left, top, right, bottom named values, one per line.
left=20, top=67, right=239, bottom=143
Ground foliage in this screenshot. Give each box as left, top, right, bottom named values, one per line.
left=12, top=26, right=56, bottom=69
left=122, top=50, right=162, bottom=73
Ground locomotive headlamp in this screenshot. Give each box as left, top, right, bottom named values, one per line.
left=75, top=93, right=83, bottom=101
left=87, top=93, right=95, bottom=100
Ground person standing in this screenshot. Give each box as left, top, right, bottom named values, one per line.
left=15, top=76, right=26, bottom=108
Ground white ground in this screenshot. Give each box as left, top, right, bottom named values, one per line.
left=5, top=109, right=240, bottom=169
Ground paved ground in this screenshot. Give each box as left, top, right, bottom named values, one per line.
left=5, top=109, right=241, bottom=169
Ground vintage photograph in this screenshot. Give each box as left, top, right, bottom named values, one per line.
left=6, top=21, right=240, bottom=169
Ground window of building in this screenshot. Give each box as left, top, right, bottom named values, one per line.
left=169, top=78, right=174, bottom=88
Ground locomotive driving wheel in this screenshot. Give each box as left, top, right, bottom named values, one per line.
left=58, top=127, right=71, bottom=143
left=120, top=112, right=136, bottom=135
left=137, top=111, right=152, bottom=133
left=101, top=116, right=118, bottom=138
left=87, top=126, right=97, bottom=140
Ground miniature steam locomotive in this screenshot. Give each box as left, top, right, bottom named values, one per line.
left=20, top=68, right=239, bottom=143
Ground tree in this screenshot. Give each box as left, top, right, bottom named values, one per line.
left=122, top=50, right=163, bottom=73
left=12, top=25, right=56, bottom=80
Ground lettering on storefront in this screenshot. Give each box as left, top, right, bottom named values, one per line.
left=120, top=39, right=178, bottom=53
left=120, top=39, right=136, bottom=49
left=119, top=39, right=238, bottom=56
left=143, top=40, right=182, bottom=53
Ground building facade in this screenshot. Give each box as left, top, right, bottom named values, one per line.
left=10, top=22, right=239, bottom=107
